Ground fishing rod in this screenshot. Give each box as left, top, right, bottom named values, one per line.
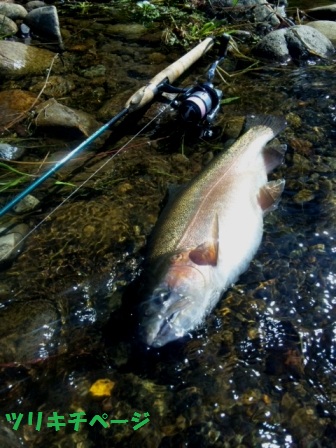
left=0, top=34, right=230, bottom=219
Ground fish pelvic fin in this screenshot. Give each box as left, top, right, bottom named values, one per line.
left=189, top=214, right=219, bottom=266
left=258, top=179, right=285, bottom=214
left=263, top=144, right=287, bottom=173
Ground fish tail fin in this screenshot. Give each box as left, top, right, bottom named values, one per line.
left=244, top=114, right=287, bottom=136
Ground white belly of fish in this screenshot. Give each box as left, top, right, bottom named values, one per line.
left=207, top=174, right=265, bottom=309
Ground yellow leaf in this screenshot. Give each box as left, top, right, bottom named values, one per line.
left=89, top=379, right=115, bottom=398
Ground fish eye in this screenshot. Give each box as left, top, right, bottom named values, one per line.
left=160, top=291, right=170, bottom=302
left=153, top=290, right=171, bottom=304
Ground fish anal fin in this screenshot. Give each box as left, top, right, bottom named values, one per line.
left=189, top=215, right=219, bottom=266
left=263, top=143, right=287, bottom=173
left=258, top=179, right=285, bottom=214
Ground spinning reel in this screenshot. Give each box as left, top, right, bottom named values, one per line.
left=158, top=34, right=230, bottom=138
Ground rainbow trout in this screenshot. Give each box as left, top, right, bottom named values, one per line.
left=139, top=115, right=286, bottom=347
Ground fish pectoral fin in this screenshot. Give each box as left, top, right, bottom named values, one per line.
left=258, top=179, right=285, bottom=214
left=189, top=241, right=218, bottom=266
left=263, top=143, right=287, bottom=173
left=189, top=215, right=219, bottom=266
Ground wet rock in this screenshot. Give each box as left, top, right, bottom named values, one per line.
left=0, top=1, right=27, bottom=19
left=34, top=98, right=104, bottom=139
left=0, top=143, right=25, bottom=160
left=0, top=41, right=59, bottom=78
left=254, top=28, right=289, bottom=61
left=24, top=5, right=63, bottom=50
left=25, top=0, right=46, bottom=12
left=254, top=25, right=334, bottom=62
left=306, top=21, right=336, bottom=45
left=0, top=13, right=18, bottom=35
left=0, top=223, right=29, bottom=263
left=19, top=22, right=30, bottom=38
left=221, top=115, right=245, bottom=140
left=306, top=4, right=336, bottom=20
left=253, top=0, right=282, bottom=27
left=286, top=25, right=334, bottom=59
left=13, top=194, right=40, bottom=214
left=0, top=89, right=38, bottom=131
left=97, top=91, right=133, bottom=121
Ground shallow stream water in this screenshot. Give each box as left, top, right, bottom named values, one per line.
left=0, top=1, right=335, bottom=447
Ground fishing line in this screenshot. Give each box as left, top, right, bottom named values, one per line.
left=7, top=102, right=173, bottom=253
left=1, top=35, right=231, bottom=255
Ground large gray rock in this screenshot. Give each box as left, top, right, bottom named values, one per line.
left=306, top=21, right=336, bottom=45
left=0, top=1, right=27, bottom=19
left=254, top=28, right=290, bottom=61
left=254, top=25, right=334, bottom=62
left=0, top=41, right=59, bottom=78
left=24, top=5, right=63, bottom=49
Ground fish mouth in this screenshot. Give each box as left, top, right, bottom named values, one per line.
left=139, top=290, right=194, bottom=348
left=148, top=310, right=186, bottom=348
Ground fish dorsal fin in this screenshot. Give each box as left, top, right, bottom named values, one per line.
left=258, top=179, right=285, bottom=214
left=263, top=143, right=287, bottom=174
left=189, top=215, right=219, bottom=266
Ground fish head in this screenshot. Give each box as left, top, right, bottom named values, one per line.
left=139, top=250, right=210, bottom=347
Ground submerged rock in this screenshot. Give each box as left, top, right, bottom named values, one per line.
left=0, top=89, right=38, bottom=131
left=0, top=41, right=60, bottom=78
left=254, top=25, right=334, bottom=62
left=104, top=23, right=148, bottom=40
left=30, top=75, right=76, bottom=98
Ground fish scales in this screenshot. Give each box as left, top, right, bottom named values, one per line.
left=140, top=115, right=287, bottom=347
left=149, top=117, right=285, bottom=259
